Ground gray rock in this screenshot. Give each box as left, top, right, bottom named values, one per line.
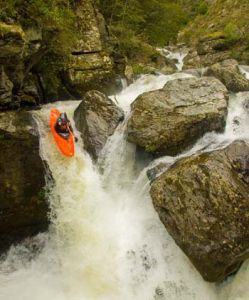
left=150, top=140, right=249, bottom=282
left=74, top=90, right=124, bottom=160
left=204, top=60, right=249, bottom=92
left=183, top=68, right=203, bottom=77
left=126, top=77, right=228, bottom=156
left=0, top=111, right=49, bottom=254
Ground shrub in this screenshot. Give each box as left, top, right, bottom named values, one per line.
left=224, top=23, right=241, bottom=44
left=197, top=1, right=209, bottom=15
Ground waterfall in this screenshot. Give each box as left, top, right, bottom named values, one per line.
left=156, top=48, right=188, bottom=71
left=0, top=71, right=249, bottom=300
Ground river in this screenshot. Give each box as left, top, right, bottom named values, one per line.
left=0, top=68, right=249, bottom=300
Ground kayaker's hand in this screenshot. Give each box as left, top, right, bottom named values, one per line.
left=75, top=137, right=78, bottom=143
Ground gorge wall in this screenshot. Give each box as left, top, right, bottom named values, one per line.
left=0, top=0, right=120, bottom=111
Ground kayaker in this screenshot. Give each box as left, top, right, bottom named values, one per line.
left=55, top=112, right=73, bottom=134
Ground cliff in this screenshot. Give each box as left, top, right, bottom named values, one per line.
left=0, top=0, right=120, bottom=110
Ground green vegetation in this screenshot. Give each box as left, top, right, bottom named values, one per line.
left=224, top=23, right=241, bottom=44
left=0, top=0, right=79, bottom=97
left=97, top=0, right=188, bottom=61
left=196, top=0, right=209, bottom=15
left=179, top=0, right=249, bottom=62
left=0, top=0, right=77, bottom=57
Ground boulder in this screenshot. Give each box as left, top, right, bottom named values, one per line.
left=183, top=68, right=203, bottom=77
left=0, top=111, right=49, bottom=254
left=183, top=49, right=202, bottom=70
left=74, top=90, right=124, bottom=160
left=150, top=140, right=249, bottom=282
left=126, top=77, right=228, bottom=156
left=204, top=60, right=249, bottom=92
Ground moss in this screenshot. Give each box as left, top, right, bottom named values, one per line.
left=132, top=64, right=154, bottom=76
left=145, top=144, right=157, bottom=153
left=0, top=21, right=25, bottom=39
left=204, top=31, right=225, bottom=40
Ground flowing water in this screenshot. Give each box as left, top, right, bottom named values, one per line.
left=0, top=71, right=249, bottom=300
left=156, top=48, right=188, bottom=71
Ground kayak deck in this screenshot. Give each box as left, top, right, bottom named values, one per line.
left=49, top=108, right=75, bottom=157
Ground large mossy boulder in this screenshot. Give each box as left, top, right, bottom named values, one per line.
left=204, top=60, right=249, bottom=92
left=126, top=77, right=228, bottom=156
left=74, top=90, right=124, bottom=160
left=0, top=111, right=49, bottom=254
left=150, top=140, right=249, bottom=282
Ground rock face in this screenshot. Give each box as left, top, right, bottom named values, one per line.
left=74, top=90, right=124, bottom=160
left=0, top=22, right=42, bottom=109
left=182, top=38, right=231, bottom=70
left=0, top=66, right=13, bottom=107
left=0, top=0, right=119, bottom=109
left=67, top=0, right=117, bottom=96
left=204, top=60, right=249, bottom=92
left=150, top=140, right=249, bottom=282
left=126, top=77, right=228, bottom=156
left=0, top=111, right=49, bottom=253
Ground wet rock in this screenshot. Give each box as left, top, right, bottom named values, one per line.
left=126, top=77, right=228, bottom=156
left=74, top=90, right=124, bottom=160
left=0, top=111, right=49, bottom=254
left=147, top=163, right=170, bottom=182
left=204, top=60, right=249, bottom=92
left=18, top=74, right=40, bottom=106
left=183, top=49, right=202, bottom=70
left=150, top=140, right=249, bottom=282
left=0, top=66, right=13, bottom=107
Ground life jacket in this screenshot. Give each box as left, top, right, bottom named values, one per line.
left=55, top=113, right=70, bottom=138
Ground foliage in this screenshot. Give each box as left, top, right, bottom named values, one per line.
left=0, top=0, right=77, bottom=57
left=196, top=1, right=209, bottom=15
left=224, top=23, right=241, bottom=44
left=97, top=0, right=188, bottom=60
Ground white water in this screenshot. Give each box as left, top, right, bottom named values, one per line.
left=239, top=66, right=249, bottom=80
left=0, top=72, right=249, bottom=300
left=156, top=48, right=188, bottom=71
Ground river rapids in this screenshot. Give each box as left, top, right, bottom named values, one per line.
left=0, top=66, right=249, bottom=300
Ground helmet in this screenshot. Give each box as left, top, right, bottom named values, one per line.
left=60, top=113, right=68, bottom=125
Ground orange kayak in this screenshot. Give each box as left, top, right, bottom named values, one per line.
left=49, top=108, right=75, bottom=157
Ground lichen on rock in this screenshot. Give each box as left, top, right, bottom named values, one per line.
left=150, top=140, right=249, bottom=282
left=126, top=76, right=228, bottom=156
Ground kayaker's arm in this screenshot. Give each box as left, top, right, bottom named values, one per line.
left=68, top=122, right=78, bottom=142
left=68, top=122, right=74, bottom=133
